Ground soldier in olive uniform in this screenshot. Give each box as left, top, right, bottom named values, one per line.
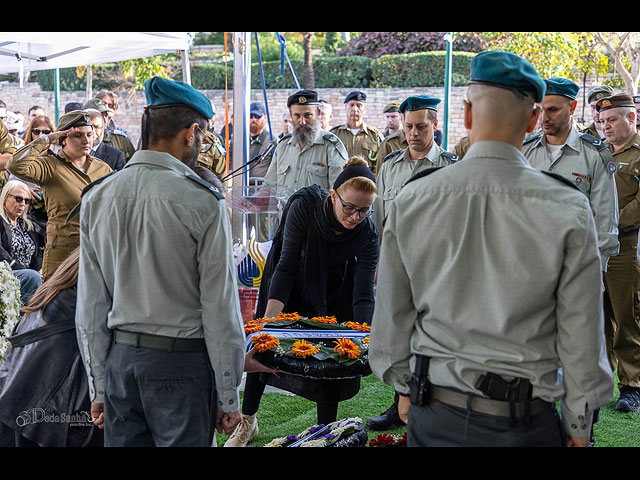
left=581, top=85, right=614, bottom=140
left=366, top=95, right=458, bottom=432
left=371, top=95, right=458, bottom=238
left=522, top=77, right=619, bottom=273
left=376, top=102, right=408, bottom=176
left=263, top=90, right=347, bottom=193
left=370, top=50, right=613, bottom=447
left=453, top=135, right=471, bottom=160
left=198, top=130, right=227, bottom=181
left=0, top=119, right=17, bottom=190
left=596, top=93, right=640, bottom=413
left=330, top=91, right=384, bottom=172
left=6, top=110, right=112, bottom=280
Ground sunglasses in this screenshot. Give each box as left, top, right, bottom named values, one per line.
left=32, top=128, right=52, bottom=135
left=8, top=194, right=32, bottom=205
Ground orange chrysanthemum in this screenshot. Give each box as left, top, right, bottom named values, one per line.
left=333, top=338, right=361, bottom=359
left=290, top=339, right=320, bottom=358
left=363, top=336, right=370, bottom=344
left=251, top=333, right=279, bottom=352
left=244, top=320, right=264, bottom=334
left=274, top=312, right=301, bottom=322
left=345, top=321, right=371, bottom=332
left=311, top=315, right=337, bottom=325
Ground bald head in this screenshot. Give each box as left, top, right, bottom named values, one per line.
left=465, top=84, right=540, bottom=148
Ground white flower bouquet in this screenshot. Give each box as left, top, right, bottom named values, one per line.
left=0, top=261, right=22, bottom=360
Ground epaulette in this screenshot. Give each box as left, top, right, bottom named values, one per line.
left=186, top=174, right=224, bottom=200
left=65, top=171, right=119, bottom=225
left=579, top=133, right=616, bottom=173
left=322, top=130, right=341, bottom=144
left=383, top=149, right=404, bottom=164
left=442, top=151, right=459, bottom=163
left=404, top=166, right=444, bottom=186
left=279, top=133, right=293, bottom=142
left=523, top=133, right=542, bottom=145
left=541, top=170, right=583, bottom=192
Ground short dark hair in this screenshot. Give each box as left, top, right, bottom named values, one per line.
left=145, top=105, right=208, bottom=146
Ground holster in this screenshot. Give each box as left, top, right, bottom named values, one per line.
left=409, top=355, right=431, bottom=407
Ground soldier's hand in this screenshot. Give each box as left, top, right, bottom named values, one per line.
left=90, top=402, right=104, bottom=430
left=566, top=435, right=590, bottom=447
left=46, top=127, right=78, bottom=143
left=216, top=409, right=241, bottom=435
left=398, top=395, right=410, bottom=424
left=244, top=347, right=278, bottom=374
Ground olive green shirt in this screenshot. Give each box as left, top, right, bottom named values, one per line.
left=0, top=121, right=16, bottom=190
left=330, top=123, right=384, bottom=168
left=522, top=126, right=619, bottom=271
left=372, top=142, right=457, bottom=234
left=375, top=130, right=408, bottom=175
left=370, top=140, right=614, bottom=440
left=198, top=130, right=227, bottom=180
left=608, top=132, right=640, bottom=233
left=263, top=128, right=348, bottom=192
left=7, top=137, right=112, bottom=247
left=75, top=150, right=246, bottom=409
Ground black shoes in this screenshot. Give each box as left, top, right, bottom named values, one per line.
left=366, top=402, right=405, bottom=431
left=615, top=386, right=640, bottom=413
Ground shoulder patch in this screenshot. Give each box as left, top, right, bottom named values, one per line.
left=383, top=149, right=404, bottom=163
left=186, top=174, right=224, bottom=200
left=404, top=166, right=444, bottom=186
left=65, top=171, right=119, bottom=225
left=442, top=151, right=459, bottom=163
left=579, top=133, right=615, bottom=172
left=523, top=133, right=542, bottom=145
left=541, top=170, right=582, bottom=192
left=579, top=133, right=606, bottom=150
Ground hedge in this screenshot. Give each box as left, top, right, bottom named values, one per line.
left=33, top=51, right=475, bottom=91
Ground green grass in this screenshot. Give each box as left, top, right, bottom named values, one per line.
left=214, top=373, right=639, bottom=447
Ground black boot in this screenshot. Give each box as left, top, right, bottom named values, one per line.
left=366, top=394, right=404, bottom=431
left=615, top=386, right=640, bottom=412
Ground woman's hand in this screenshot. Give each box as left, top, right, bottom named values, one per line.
left=45, top=127, right=78, bottom=144
left=244, top=347, right=278, bottom=374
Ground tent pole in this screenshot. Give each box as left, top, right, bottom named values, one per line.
left=54, top=68, right=60, bottom=123
left=181, top=50, right=191, bottom=85
left=443, top=33, right=453, bottom=151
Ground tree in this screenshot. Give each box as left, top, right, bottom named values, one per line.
left=594, top=32, right=640, bottom=95
left=302, top=32, right=315, bottom=89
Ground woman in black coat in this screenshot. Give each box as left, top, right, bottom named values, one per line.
left=0, top=180, right=44, bottom=305
left=0, top=248, right=103, bottom=447
left=225, top=157, right=379, bottom=447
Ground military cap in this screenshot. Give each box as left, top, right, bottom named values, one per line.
left=469, top=50, right=546, bottom=103
left=84, top=98, right=110, bottom=113
left=57, top=109, right=93, bottom=131
left=287, top=89, right=319, bottom=107
left=344, top=91, right=367, bottom=103
left=383, top=101, right=401, bottom=113
left=544, top=77, right=579, bottom=100
left=596, top=93, right=636, bottom=112
left=144, top=76, right=213, bottom=120
left=64, top=101, right=84, bottom=113
left=399, top=95, right=441, bottom=113
left=587, top=85, right=614, bottom=104
left=250, top=102, right=266, bottom=117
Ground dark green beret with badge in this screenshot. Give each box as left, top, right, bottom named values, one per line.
left=596, top=93, right=636, bottom=112
left=344, top=91, right=367, bottom=103
left=588, top=85, right=614, bottom=104
left=399, top=95, right=441, bottom=113
left=287, top=89, right=319, bottom=107
left=545, top=77, right=579, bottom=100
left=469, top=50, right=546, bottom=103
left=57, top=110, right=93, bottom=131
left=144, top=76, right=213, bottom=120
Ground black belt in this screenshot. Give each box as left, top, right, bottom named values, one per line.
left=429, top=385, right=552, bottom=418
left=113, top=329, right=207, bottom=353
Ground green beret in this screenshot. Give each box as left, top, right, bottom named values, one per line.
left=383, top=102, right=401, bottom=113
left=144, top=76, right=213, bottom=120
left=287, top=89, right=319, bottom=107
left=588, top=85, right=614, bottom=104
left=596, top=93, right=636, bottom=112
left=57, top=110, right=93, bottom=131
left=469, top=50, right=546, bottom=103
left=399, top=95, right=441, bottom=114
left=544, top=77, right=579, bottom=100
left=84, top=98, right=110, bottom=113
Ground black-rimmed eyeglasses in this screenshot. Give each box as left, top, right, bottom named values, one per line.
left=335, top=190, right=374, bottom=218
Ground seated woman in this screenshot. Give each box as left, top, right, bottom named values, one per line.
left=225, top=156, right=379, bottom=447
left=0, top=247, right=102, bottom=447
left=0, top=180, right=43, bottom=304
left=6, top=110, right=112, bottom=280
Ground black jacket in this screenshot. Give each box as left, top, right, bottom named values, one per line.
left=0, top=216, right=43, bottom=271
left=94, top=142, right=126, bottom=171
left=0, top=286, right=101, bottom=447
